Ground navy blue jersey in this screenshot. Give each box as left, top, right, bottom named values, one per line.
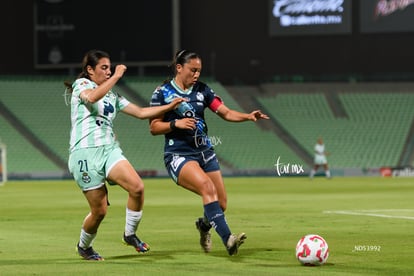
left=150, top=80, right=219, bottom=154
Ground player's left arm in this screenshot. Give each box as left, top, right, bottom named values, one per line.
left=215, top=103, right=269, bottom=122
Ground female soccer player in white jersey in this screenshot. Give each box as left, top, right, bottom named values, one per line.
left=149, top=50, right=269, bottom=255
left=309, top=137, right=331, bottom=179
left=65, top=49, right=183, bottom=260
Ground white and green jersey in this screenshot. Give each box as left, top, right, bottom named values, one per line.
left=69, top=78, right=130, bottom=152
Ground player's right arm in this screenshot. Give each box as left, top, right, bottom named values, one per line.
left=149, top=116, right=196, bottom=135
left=80, top=64, right=126, bottom=103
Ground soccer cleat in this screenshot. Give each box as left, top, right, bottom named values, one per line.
left=76, top=243, right=104, bottom=261
left=226, top=233, right=247, bottom=256
left=122, top=233, right=150, bottom=253
left=195, top=218, right=212, bottom=253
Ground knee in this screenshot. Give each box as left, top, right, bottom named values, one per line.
left=95, top=212, right=106, bottom=223
left=128, top=181, right=144, bottom=198
left=91, top=207, right=107, bottom=223
left=199, top=179, right=217, bottom=198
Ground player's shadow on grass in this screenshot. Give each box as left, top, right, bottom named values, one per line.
left=107, top=250, right=177, bottom=261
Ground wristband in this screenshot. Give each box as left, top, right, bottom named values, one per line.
left=170, top=120, right=178, bottom=131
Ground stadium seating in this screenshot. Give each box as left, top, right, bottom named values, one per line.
left=0, top=114, right=61, bottom=175
left=203, top=82, right=304, bottom=170
left=0, top=77, right=68, bottom=175
left=2, top=76, right=414, bottom=177
left=257, top=91, right=414, bottom=169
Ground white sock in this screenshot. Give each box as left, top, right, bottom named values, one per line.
left=79, top=228, right=96, bottom=249
left=310, top=169, right=315, bottom=178
left=125, top=208, right=142, bottom=236
left=326, top=170, right=331, bottom=178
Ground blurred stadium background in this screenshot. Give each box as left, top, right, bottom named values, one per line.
left=1, top=0, right=414, bottom=180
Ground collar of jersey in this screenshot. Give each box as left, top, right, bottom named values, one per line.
left=171, top=79, right=193, bottom=95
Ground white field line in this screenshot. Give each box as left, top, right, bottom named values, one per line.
left=323, top=209, right=414, bottom=220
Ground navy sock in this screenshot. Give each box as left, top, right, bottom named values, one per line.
left=204, top=201, right=231, bottom=245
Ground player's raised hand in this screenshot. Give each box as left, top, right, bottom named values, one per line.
left=169, top=97, right=186, bottom=110
left=249, top=110, right=269, bottom=121
left=113, top=64, right=127, bottom=79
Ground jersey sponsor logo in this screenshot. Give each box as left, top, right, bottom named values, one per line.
left=183, top=109, right=195, bottom=118
left=96, top=119, right=104, bottom=126
left=103, top=100, right=114, bottom=116
left=162, top=87, right=196, bottom=118
left=175, top=98, right=195, bottom=118
left=95, top=119, right=111, bottom=127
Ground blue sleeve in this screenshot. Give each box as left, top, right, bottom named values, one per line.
left=150, top=86, right=164, bottom=107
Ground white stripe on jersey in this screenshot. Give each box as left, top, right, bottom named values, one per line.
left=69, top=78, right=130, bottom=152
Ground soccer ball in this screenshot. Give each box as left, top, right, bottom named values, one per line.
left=295, top=234, right=329, bottom=266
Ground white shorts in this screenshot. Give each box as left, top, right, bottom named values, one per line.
left=314, top=155, right=327, bottom=165
left=68, top=144, right=126, bottom=191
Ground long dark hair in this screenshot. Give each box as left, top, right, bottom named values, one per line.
left=64, top=49, right=110, bottom=92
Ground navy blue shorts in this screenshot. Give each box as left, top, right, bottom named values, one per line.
left=164, top=148, right=220, bottom=184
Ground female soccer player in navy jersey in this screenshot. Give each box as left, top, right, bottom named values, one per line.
left=65, top=49, right=183, bottom=260
left=149, top=50, right=269, bottom=255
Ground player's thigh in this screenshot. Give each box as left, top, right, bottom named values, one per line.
left=107, top=159, right=143, bottom=193
left=179, top=161, right=218, bottom=200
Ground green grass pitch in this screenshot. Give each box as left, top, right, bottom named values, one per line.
left=0, top=176, right=413, bottom=275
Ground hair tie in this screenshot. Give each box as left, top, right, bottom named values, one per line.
left=176, top=50, right=187, bottom=59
